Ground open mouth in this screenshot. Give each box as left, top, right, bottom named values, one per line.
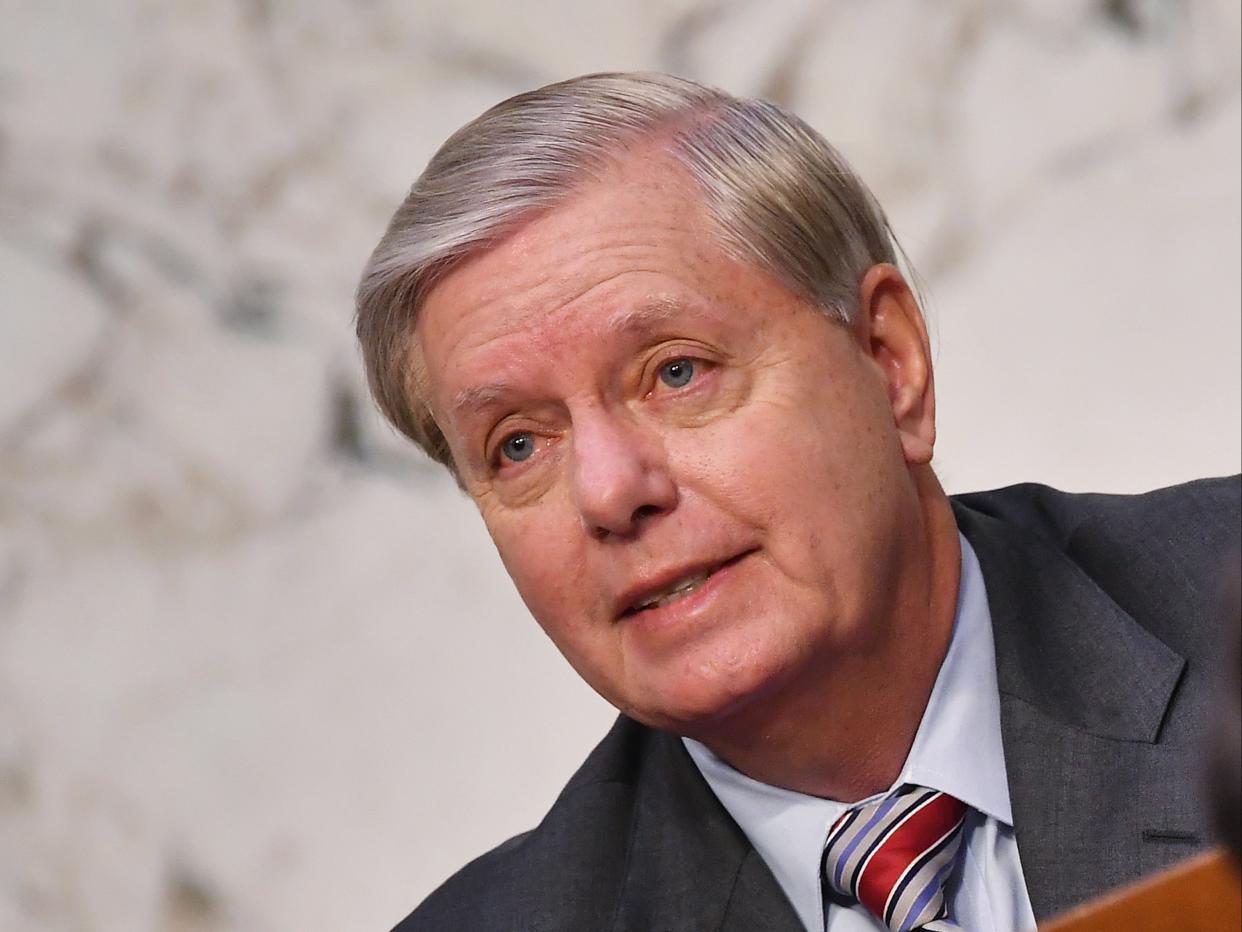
left=620, top=550, right=754, bottom=618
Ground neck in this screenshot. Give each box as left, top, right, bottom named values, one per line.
left=691, top=468, right=961, bottom=802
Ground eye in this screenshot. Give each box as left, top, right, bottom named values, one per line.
left=657, top=357, right=695, bottom=389
left=499, top=431, right=535, bottom=463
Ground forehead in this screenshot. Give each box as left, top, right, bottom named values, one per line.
left=413, top=154, right=803, bottom=427
left=420, top=158, right=721, bottom=340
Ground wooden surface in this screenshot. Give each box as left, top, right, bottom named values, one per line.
left=1040, top=849, right=1241, bottom=931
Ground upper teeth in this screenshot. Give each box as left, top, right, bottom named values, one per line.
left=633, top=571, right=711, bottom=611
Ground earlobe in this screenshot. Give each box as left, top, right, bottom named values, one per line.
left=856, top=263, right=937, bottom=465
left=899, top=428, right=935, bottom=466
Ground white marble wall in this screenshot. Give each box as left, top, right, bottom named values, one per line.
left=1, top=1, right=1238, bottom=930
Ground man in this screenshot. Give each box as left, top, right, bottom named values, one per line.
left=355, top=73, right=1240, bottom=931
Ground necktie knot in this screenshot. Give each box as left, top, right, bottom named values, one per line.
left=821, top=784, right=968, bottom=931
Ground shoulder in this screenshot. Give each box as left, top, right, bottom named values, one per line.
left=392, top=716, right=655, bottom=932
left=952, top=475, right=1240, bottom=546
left=954, top=475, right=1241, bottom=654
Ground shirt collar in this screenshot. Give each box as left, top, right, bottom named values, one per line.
left=683, top=533, right=1011, bottom=930
left=898, top=532, right=1012, bottom=823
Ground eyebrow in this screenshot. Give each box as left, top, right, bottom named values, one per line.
left=448, top=296, right=695, bottom=421
left=604, top=296, right=688, bottom=335
left=450, top=381, right=521, bottom=421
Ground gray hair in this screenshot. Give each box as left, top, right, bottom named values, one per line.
left=356, top=71, right=904, bottom=473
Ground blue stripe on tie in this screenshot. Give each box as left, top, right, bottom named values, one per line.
left=897, top=848, right=958, bottom=932
left=832, top=793, right=903, bottom=889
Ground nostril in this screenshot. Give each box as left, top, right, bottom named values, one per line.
left=587, top=504, right=663, bottom=542
left=632, top=504, right=662, bottom=522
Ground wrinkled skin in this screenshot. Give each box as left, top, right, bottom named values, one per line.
left=416, top=153, right=959, bottom=798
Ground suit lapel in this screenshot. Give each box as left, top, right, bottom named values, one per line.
left=609, top=728, right=804, bottom=932
left=719, top=850, right=808, bottom=932
left=955, top=503, right=1194, bottom=919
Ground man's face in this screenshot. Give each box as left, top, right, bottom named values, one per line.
left=416, top=156, right=928, bottom=736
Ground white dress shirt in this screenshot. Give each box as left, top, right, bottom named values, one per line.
left=684, top=535, right=1038, bottom=932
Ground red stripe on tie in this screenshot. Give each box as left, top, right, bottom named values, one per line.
left=855, top=793, right=965, bottom=921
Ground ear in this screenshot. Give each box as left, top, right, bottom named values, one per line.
left=854, top=263, right=936, bottom=466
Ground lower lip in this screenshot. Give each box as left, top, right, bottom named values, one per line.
left=622, top=551, right=755, bottom=632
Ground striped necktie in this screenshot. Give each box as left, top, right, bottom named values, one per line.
left=821, top=784, right=968, bottom=931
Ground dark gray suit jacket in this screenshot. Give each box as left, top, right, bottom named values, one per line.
left=396, top=477, right=1241, bottom=931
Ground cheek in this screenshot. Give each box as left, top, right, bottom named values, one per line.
left=674, top=393, right=854, bottom=518
left=671, top=379, right=904, bottom=578
left=486, top=510, right=592, bottom=628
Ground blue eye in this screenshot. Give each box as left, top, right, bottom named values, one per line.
left=658, top=358, right=694, bottom=388
left=500, top=432, right=535, bottom=462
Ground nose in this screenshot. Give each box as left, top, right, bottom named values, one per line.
left=571, top=408, right=678, bottom=539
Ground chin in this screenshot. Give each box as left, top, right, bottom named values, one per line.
left=624, top=644, right=802, bottom=735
